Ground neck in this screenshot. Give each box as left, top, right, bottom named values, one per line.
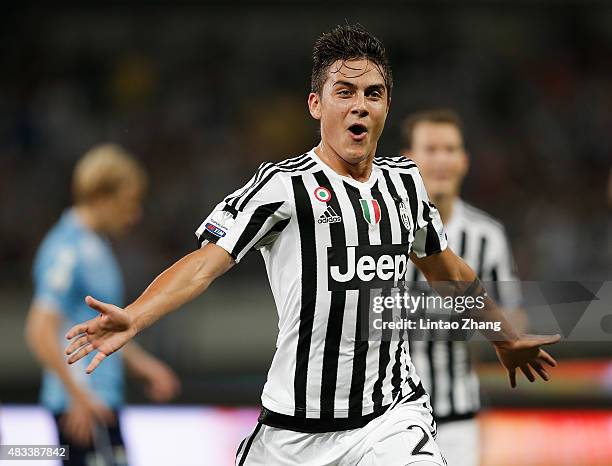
left=73, top=204, right=104, bottom=234
left=315, top=141, right=374, bottom=182
left=431, top=195, right=457, bottom=225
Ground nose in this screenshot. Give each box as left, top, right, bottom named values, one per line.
left=351, top=92, right=368, bottom=118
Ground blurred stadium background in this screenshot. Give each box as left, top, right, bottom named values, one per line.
left=1, top=2, right=611, bottom=465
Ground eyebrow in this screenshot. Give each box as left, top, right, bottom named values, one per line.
left=366, top=84, right=386, bottom=93
left=333, top=80, right=356, bottom=89
left=333, top=81, right=386, bottom=93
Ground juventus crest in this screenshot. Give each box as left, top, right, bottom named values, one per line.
left=398, top=198, right=411, bottom=232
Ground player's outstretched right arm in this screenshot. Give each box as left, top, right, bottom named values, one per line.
left=65, top=243, right=234, bottom=374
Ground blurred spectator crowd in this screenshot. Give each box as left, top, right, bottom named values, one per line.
left=1, top=4, right=610, bottom=297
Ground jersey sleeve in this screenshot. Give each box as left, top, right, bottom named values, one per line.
left=32, top=244, right=79, bottom=315
left=410, top=169, right=448, bottom=258
left=195, top=163, right=292, bottom=262
left=488, top=226, right=523, bottom=309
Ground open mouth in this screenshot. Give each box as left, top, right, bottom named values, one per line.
left=348, top=123, right=368, bottom=136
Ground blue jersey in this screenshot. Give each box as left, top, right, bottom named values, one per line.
left=32, top=209, right=125, bottom=413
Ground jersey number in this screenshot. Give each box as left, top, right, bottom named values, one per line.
left=407, top=424, right=434, bottom=457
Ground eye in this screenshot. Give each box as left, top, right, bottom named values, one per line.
left=337, top=89, right=351, bottom=97
left=366, top=88, right=384, bottom=99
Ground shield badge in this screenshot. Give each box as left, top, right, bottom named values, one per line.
left=359, top=198, right=381, bottom=226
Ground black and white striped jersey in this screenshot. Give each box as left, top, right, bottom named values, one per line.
left=195, top=148, right=448, bottom=432
left=407, top=199, right=522, bottom=423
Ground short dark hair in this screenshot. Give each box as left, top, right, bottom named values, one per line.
left=402, top=108, right=464, bottom=150
left=311, top=24, right=392, bottom=100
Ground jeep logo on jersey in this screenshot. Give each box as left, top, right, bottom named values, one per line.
left=327, top=244, right=410, bottom=290
left=359, top=199, right=381, bottom=226
left=314, top=186, right=332, bottom=202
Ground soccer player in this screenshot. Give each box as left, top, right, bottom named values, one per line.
left=25, top=145, right=180, bottom=466
left=63, top=26, right=558, bottom=466
left=401, top=109, right=526, bottom=466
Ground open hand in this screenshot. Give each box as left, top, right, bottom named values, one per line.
left=61, top=391, right=115, bottom=447
left=142, top=360, right=181, bottom=402
left=65, top=296, right=136, bottom=374
left=494, top=334, right=561, bottom=388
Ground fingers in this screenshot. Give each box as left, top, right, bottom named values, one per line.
left=148, top=375, right=181, bottom=402
left=520, top=364, right=535, bottom=382
left=66, top=323, right=89, bottom=340
left=146, top=384, right=165, bottom=403
left=66, top=335, right=89, bottom=356
left=67, top=344, right=95, bottom=365
left=63, top=411, right=92, bottom=447
left=529, top=360, right=550, bottom=381
left=538, top=349, right=557, bottom=367
left=539, top=333, right=561, bottom=346
left=85, top=296, right=112, bottom=315
left=170, top=376, right=182, bottom=399
left=521, top=334, right=561, bottom=347
left=508, top=367, right=516, bottom=388
left=86, top=352, right=108, bottom=374
left=73, top=418, right=91, bottom=447
left=101, top=410, right=116, bottom=425
left=147, top=382, right=167, bottom=403
left=92, top=405, right=116, bottom=425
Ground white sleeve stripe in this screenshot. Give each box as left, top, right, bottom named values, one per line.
left=223, top=201, right=285, bottom=260
left=234, top=159, right=316, bottom=212
left=225, top=154, right=310, bottom=209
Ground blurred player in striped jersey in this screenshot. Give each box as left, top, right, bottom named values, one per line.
left=401, top=109, right=527, bottom=466
left=62, top=26, right=557, bottom=466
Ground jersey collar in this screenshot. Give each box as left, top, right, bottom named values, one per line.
left=308, top=147, right=380, bottom=189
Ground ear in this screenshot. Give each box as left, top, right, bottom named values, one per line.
left=308, top=92, right=322, bottom=120
left=460, top=149, right=470, bottom=177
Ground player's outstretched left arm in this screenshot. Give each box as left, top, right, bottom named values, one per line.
left=412, top=248, right=560, bottom=388
left=65, top=243, right=234, bottom=374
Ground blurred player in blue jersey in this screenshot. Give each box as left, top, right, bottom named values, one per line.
left=25, top=144, right=180, bottom=466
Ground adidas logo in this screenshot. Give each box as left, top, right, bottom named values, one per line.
left=318, top=206, right=342, bottom=224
